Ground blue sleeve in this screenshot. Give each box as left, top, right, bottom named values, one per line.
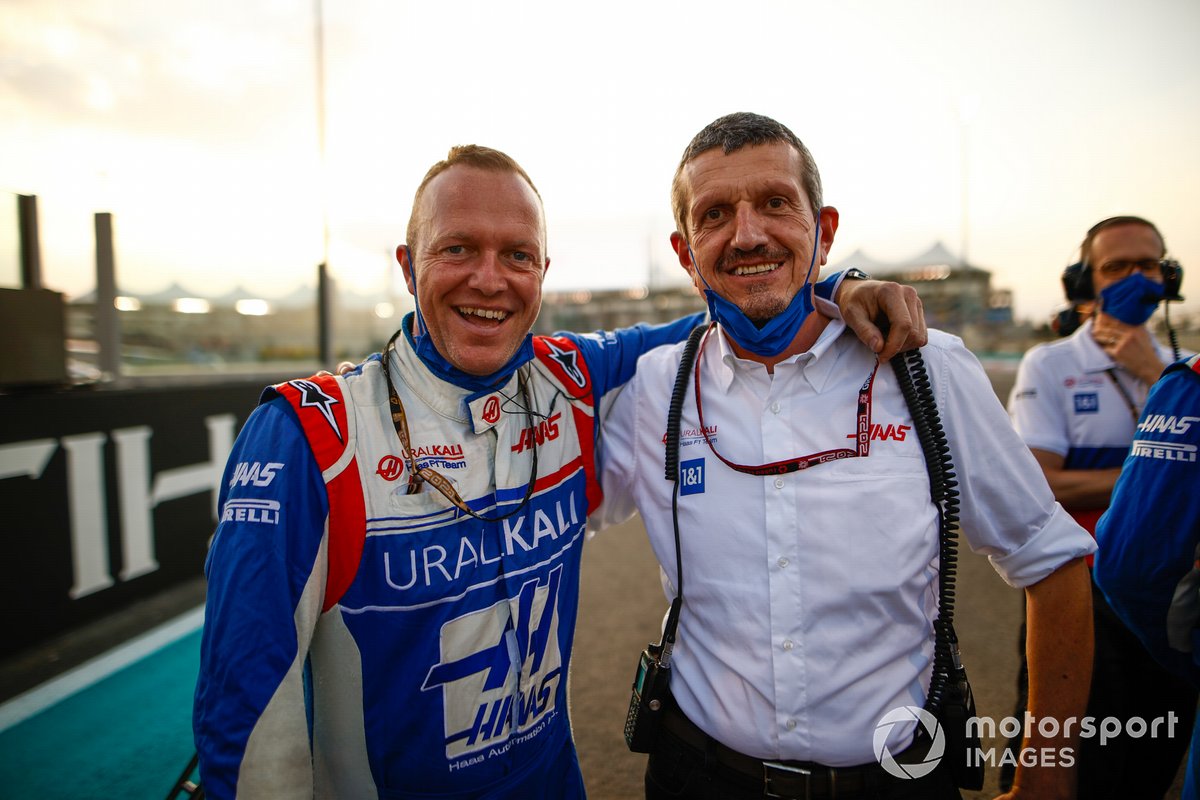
left=193, top=396, right=329, bottom=799
left=813, top=270, right=843, bottom=303
left=557, top=312, right=706, bottom=400
left=557, top=272, right=843, bottom=399
left=1094, top=366, right=1200, bottom=685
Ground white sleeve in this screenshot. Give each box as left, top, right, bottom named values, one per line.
left=590, top=380, right=642, bottom=533
left=1008, top=347, right=1069, bottom=456
left=929, top=337, right=1096, bottom=587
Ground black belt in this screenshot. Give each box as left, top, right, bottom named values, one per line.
left=658, top=702, right=926, bottom=800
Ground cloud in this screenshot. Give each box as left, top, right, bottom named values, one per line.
left=0, top=1, right=316, bottom=148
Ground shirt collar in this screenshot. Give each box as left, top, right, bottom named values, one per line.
left=1068, top=319, right=1114, bottom=373
left=1067, top=317, right=1174, bottom=375
left=710, top=318, right=847, bottom=393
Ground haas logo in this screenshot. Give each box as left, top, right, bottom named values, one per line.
left=482, top=396, right=501, bottom=424
left=377, top=455, right=405, bottom=481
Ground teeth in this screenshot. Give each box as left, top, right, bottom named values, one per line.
left=459, top=307, right=509, bottom=321
left=732, top=262, right=782, bottom=276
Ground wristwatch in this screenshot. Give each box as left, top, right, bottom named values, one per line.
left=843, top=267, right=872, bottom=281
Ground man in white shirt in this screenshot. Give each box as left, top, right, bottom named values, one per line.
left=1006, top=216, right=1195, bottom=797
left=596, top=112, right=1096, bottom=800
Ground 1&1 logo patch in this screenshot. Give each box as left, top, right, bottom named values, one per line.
left=679, top=458, right=705, bottom=495
left=1074, top=393, right=1100, bottom=414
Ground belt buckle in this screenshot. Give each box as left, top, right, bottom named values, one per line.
left=762, top=761, right=813, bottom=800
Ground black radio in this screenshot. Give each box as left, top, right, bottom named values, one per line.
left=624, top=643, right=671, bottom=752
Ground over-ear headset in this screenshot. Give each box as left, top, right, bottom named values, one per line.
left=1060, top=258, right=1184, bottom=303
left=1060, top=215, right=1184, bottom=302
left=1061, top=261, right=1093, bottom=302
left=1055, top=216, right=1185, bottom=339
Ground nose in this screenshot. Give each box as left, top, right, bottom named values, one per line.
left=730, top=205, right=768, bottom=252
left=468, top=251, right=506, bottom=294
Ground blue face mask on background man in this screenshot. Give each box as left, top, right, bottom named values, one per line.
left=1099, top=271, right=1165, bottom=326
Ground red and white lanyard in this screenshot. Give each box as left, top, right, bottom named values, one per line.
left=693, top=323, right=880, bottom=477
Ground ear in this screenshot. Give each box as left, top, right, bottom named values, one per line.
left=670, top=231, right=694, bottom=270
left=397, top=245, right=416, bottom=295
left=670, top=231, right=705, bottom=295
left=816, top=206, right=840, bottom=267
left=543, top=257, right=551, bottom=279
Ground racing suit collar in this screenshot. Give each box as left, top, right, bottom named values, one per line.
left=391, top=326, right=522, bottom=425
left=400, top=312, right=535, bottom=398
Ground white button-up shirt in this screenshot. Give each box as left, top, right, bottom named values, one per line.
left=1008, top=319, right=1179, bottom=532
left=595, top=320, right=1095, bottom=767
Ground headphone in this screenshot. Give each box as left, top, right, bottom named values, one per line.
left=1060, top=216, right=1184, bottom=302
left=1061, top=258, right=1184, bottom=302
left=1054, top=217, right=1185, bottom=338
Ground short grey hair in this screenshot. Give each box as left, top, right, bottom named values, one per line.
left=671, top=112, right=823, bottom=236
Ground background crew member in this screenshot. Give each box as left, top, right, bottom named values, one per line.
left=193, top=143, right=924, bottom=799
left=1007, top=216, right=1196, bottom=797
left=1094, top=354, right=1200, bottom=800
left=596, top=112, right=1096, bottom=800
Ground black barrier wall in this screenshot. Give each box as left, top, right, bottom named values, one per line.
left=0, top=377, right=294, bottom=657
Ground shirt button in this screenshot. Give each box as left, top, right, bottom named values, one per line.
left=770, top=402, right=781, bottom=414
left=774, top=478, right=785, bottom=489
left=782, top=639, right=794, bottom=651
left=777, top=557, right=789, bottom=568
left=785, top=719, right=797, bottom=730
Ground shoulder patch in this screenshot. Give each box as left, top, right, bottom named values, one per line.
left=534, top=336, right=593, bottom=396
left=271, top=373, right=365, bottom=612
left=272, top=374, right=350, bottom=471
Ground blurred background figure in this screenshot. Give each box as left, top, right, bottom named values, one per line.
left=1094, top=353, right=1200, bottom=799
left=1006, top=216, right=1194, bottom=797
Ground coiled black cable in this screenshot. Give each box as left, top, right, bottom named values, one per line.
left=891, top=347, right=963, bottom=715
left=659, top=323, right=708, bottom=657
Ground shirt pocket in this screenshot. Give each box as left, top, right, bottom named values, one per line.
left=821, top=450, right=927, bottom=481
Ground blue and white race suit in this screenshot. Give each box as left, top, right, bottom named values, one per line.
left=194, top=314, right=703, bottom=800
left=1095, top=354, right=1200, bottom=796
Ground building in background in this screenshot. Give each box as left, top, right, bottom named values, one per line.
left=829, top=241, right=1025, bottom=354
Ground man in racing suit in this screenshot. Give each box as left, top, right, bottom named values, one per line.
left=1094, top=354, right=1200, bottom=797
left=193, top=144, right=925, bottom=799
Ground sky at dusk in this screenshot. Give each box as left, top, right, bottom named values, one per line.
left=2, top=0, right=1198, bottom=324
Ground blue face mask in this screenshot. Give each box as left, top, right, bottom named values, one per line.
left=1098, top=271, right=1165, bottom=326
left=403, top=254, right=535, bottom=395
left=689, top=219, right=821, bottom=358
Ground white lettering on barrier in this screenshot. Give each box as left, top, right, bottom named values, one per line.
left=1, top=414, right=236, bottom=599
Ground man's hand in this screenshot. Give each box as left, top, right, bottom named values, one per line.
left=1091, top=313, right=1167, bottom=385
left=835, top=279, right=927, bottom=361
left=315, top=361, right=358, bottom=378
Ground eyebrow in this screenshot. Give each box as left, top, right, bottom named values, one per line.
left=691, top=179, right=802, bottom=211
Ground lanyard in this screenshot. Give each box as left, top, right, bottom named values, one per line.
left=693, top=323, right=880, bottom=476
left=1104, top=368, right=1141, bottom=423
left=380, top=330, right=538, bottom=521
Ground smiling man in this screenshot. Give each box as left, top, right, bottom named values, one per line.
left=193, top=143, right=929, bottom=800
left=596, top=113, right=1097, bottom=799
